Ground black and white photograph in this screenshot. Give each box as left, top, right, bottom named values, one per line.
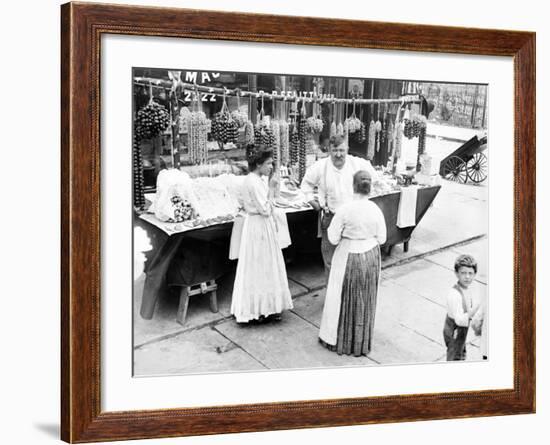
left=132, top=67, right=488, bottom=376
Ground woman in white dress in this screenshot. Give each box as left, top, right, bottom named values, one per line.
left=319, top=170, right=387, bottom=355
left=231, top=147, right=293, bottom=324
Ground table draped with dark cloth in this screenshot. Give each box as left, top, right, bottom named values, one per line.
left=137, top=185, right=441, bottom=320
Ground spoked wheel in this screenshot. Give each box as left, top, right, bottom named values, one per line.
left=466, top=152, right=488, bottom=183
left=443, top=156, right=468, bottom=183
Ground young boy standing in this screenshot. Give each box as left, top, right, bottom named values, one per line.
left=443, top=254, right=480, bottom=361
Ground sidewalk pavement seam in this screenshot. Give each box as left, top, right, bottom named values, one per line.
left=384, top=277, right=447, bottom=310
left=381, top=234, right=487, bottom=271
left=398, top=322, right=445, bottom=348
left=135, top=237, right=486, bottom=351
left=290, top=307, right=321, bottom=330
left=211, top=325, right=270, bottom=370
left=134, top=315, right=234, bottom=350
left=423, top=255, right=487, bottom=286
left=288, top=278, right=311, bottom=299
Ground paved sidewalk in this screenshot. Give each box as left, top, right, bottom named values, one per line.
left=133, top=237, right=486, bottom=375
left=133, top=178, right=487, bottom=376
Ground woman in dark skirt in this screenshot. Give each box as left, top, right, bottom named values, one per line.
left=319, top=170, right=387, bottom=356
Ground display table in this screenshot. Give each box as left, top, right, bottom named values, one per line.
left=137, top=185, right=441, bottom=320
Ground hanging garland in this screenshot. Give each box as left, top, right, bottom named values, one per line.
left=133, top=128, right=146, bottom=210
left=298, top=100, right=308, bottom=182
left=330, top=102, right=337, bottom=137
left=345, top=100, right=362, bottom=134
left=352, top=105, right=366, bottom=144
left=403, top=114, right=427, bottom=139
left=178, top=106, right=191, bottom=134
left=367, top=111, right=376, bottom=160
left=230, top=91, right=248, bottom=127
left=230, top=110, right=248, bottom=127
left=336, top=102, right=344, bottom=136
left=188, top=92, right=210, bottom=165
left=380, top=104, right=387, bottom=145
left=394, top=120, right=403, bottom=160
left=244, top=120, right=255, bottom=145
left=135, top=87, right=170, bottom=140
left=417, top=124, right=427, bottom=171
left=271, top=119, right=281, bottom=165
left=211, top=93, right=239, bottom=145
left=305, top=101, right=323, bottom=133
left=290, top=123, right=299, bottom=165
left=375, top=122, right=382, bottom=153
left=279, top=120, right=290, bottom=166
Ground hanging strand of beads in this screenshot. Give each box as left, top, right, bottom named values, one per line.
left=231, top=89, right=247, bottom=127
left=367, top=103, right=376, bottom=160
left=381, top=103, right=387, bottom=145
left=133, top=123, right=146, bottom=210
left=188, top=87, right=209, bottom=165
left=244, top=90, right=255, bottom=145
left=290, top=98, right=299, bottom=168
left=375, top=101, right=382, bottom=153
left=298, top=97, right=307, bottom=182
left=271, top=94, right=281, bottom=167
left=330, top=101, right=337, bottom=138
left=279, top=96, right=290, bottom=166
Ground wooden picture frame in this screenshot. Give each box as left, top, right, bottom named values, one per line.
left=61, top=2, right=535, bottom=442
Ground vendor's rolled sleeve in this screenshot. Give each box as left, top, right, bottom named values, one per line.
left=300, top=161, right=322, bottom=202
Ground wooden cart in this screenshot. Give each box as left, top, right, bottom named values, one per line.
left=440, top=135, right=488, bottom=184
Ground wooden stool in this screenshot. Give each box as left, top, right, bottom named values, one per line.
left=176, top=280, right=218, bottom=326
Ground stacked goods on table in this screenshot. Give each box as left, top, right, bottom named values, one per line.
left=274, top=177, right=309, bottom=209
left=149, top=169, right=243, bottom=229
left=151, top=169, right=199, bottom=223
left=181, top=162, right=244, bottom=178
left=216, top=173, right=246, bottom=209
left=370, top=174, right=401, bottom=197
left=192, top=176, right=241, bottom=220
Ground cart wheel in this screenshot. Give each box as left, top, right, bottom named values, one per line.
left=443, top=156, right=468, bottom=183
left=466, top=152, right=488, bottom=183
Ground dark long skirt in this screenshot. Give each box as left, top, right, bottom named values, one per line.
left=320, top=246, right=381, bottom=356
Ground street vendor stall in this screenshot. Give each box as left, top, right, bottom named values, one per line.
left=132, top=71, right=440, bottom=324
left=137, top=183, right=440, bottom=323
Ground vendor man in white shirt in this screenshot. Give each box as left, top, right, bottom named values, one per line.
left=300, top=134, right=378, bottom=276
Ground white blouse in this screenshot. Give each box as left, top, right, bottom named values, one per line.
left=300, top=156, right=377, bottom=213
left=327, top=196, right=387, bottom=246
left=241, top=173, right=272, bottom=217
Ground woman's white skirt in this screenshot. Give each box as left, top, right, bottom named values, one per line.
left=231, top=214, right=293, bottom=322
